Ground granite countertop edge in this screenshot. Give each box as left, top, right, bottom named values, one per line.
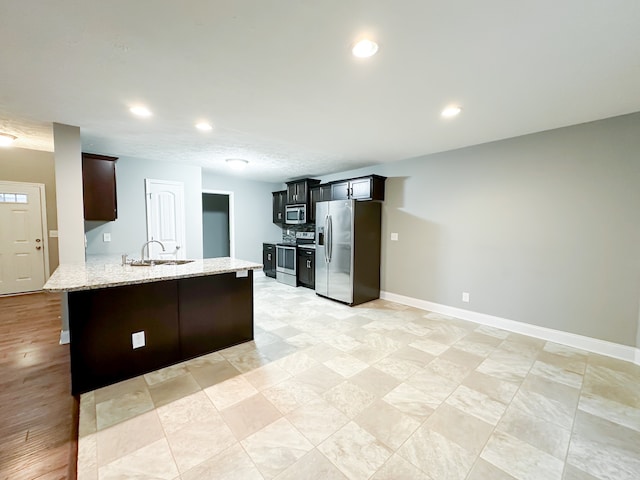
left=43, top=258, right=263, bottom=293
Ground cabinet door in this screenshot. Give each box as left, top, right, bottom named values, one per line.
left=320, top=184, right=332, bottom=201
left=68, top=280, right=180, bottom=394
left=297, top=249, right=315, bottom=288
left=286, top=183, right=298, bottom=204
left=272, top=191, right=286, bottom=224
left=331, top=181, right=350, bottom=200
left=82, top=153, right=118, bottom=221
left=349, top=177, right=373, bottom=200
left=263, top=244, right=276, bottom=278
left=297, top=182, right=307, bottom=203
left=178, top=273, right=253, bottom=359
left=311, top=184, right=332, bottom=222
left=306, top=253, right=315, bottom=289
left=310, top=187, right=320, bottom=222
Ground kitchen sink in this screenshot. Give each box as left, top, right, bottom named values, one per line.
left=130, top=259, right=195, bottom=266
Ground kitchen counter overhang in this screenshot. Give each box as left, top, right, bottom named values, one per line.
left=46, top=257, right=263, bottom=394
left=44, top=257, right=263, bottom=292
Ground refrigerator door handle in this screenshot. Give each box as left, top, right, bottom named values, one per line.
left=327, top=215, right=333, bottom=262
left=324, top=215, right=330, bottom=263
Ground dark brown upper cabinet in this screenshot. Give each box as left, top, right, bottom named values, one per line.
left=272, top=190, right=286, bottom=224
left=285, top=178, right=320, bottom=205
left=310, top=184, right=332, bottom=222
left=82, top=153, right=118, bottom=221
left=330, top=175, right=386, bottom=201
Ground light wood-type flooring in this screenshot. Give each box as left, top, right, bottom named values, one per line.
left=0, top=292, right=78, bottom=480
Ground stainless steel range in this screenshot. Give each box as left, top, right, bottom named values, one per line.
left=276, top=232, right=314, bottom=286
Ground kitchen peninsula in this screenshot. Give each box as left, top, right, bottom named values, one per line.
left=44, top=258, right=262, bottom=394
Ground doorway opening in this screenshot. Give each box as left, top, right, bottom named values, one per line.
left=202, top=191, right=234, bottom=258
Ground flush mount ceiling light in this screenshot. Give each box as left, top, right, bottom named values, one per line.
left=0, top=133, right=17, bottom=147
left=352, top=39, right=379, bottom=58
left=226, top=158, right=248, bottom=171
left=441, top=105, right=462, bottom=118
left=130, top=105, right=152, bottom=117
left=195, top=122, right=213, bottom=131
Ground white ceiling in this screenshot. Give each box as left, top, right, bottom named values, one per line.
left=1, top=1, right=639, bottom=183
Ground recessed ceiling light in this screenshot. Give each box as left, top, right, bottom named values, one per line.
left=226, top=158, right=248, bottom=171
left=352, top=39, right=379, bottom=58
left=0, top=133, right=17, bottom=147
left=195, top=122, right=213, bottom=131
left=130, top=106, right=152, bottom=117
left=441, top=106, right=462, bottom=118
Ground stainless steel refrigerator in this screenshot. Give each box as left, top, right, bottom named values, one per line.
left=315, top=199, right=382, bottom=306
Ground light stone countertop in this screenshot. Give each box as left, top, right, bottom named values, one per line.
left=43, top=257, right=263, bottom=292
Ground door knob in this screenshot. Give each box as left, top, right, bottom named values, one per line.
left=36, top=246, right=42, bottom=250
left=35, top=239, right=41, bottom=243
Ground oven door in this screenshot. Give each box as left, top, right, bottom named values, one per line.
left=276, top=245, right=296, bottom=275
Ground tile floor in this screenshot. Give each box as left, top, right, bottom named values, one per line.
left=77, top=276, right=640, bottom=480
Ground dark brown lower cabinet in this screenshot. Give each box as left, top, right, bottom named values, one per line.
left=178, top=273, right=253, bottom=359
left=68, top=271, right=253, bottom=394
left=297, top=247, right=315, bottom=289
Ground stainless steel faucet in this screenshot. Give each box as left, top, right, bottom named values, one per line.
left=141, top=240, right=165, bottom=261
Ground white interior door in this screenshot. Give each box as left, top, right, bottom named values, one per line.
left=145, top=179, right=186, bottom=259
left=0, top=182, right=48, bottom=295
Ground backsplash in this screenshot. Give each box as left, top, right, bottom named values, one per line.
left=281, top=224, right=314, bottom=243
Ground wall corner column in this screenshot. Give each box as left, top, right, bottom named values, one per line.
left=53, top=123, right=84, bottom=335
left=53, top=123, right=85, bottom=265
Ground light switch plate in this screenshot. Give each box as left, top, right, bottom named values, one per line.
left=390, top=232, right=399, bottom=241
left=132, top=331, right=145, bottom=349
left=103, top=233, right=111, bottom=242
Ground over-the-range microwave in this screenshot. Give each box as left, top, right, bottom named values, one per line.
left=285, top=204, right=306, bottom=224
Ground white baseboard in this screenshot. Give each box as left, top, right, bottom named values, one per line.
left=59, top=330, right=70, bottom=345
left=380, top=291, right=640, bottom=366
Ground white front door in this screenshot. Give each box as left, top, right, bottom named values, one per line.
left=0, top=182, right=48, bottom=295
left=145, top=179, right=186, bottom=260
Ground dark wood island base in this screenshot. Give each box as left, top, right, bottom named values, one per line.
left=68, top=270, right=253, bottom=394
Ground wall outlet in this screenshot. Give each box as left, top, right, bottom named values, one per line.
left=462, top=292, right=470, bottom=303
left=390, top=232, right=399, bottom=241
left=103, top=233, right=111, bottom=242
left=132, top=331, right=145, bottom=349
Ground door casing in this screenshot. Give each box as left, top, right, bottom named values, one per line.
left=0, top=181, right=49, bottom=295
left=202, top=189, right=235, bottom=258
left=145, top=179, right=186, bottom=259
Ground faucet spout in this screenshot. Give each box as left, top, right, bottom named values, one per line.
left=141, top=240, right=166, bottom=261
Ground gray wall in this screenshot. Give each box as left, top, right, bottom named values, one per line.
left=318, top=112, right=640, bottom=347
left=203, top=193, right=230, bottom=258
left=0, top=147, right=59, bottom=273
left=85, top=156, right=203, bottom=259
left=201, top=172, right=282, bottom=264
left=53, top=124, right=85, bottom=264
